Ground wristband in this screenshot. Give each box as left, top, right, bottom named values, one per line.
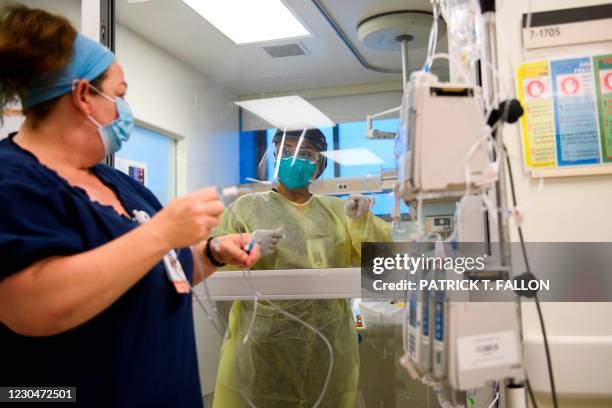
left=204, top=237, right=226, bottom=267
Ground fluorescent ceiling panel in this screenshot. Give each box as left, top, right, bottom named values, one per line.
left=235, top=96, right=334, bottom=131
left=181, top=0, right=310, bottom=44
left=321, top=148, right=385, bottom=166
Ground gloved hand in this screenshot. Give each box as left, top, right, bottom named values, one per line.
left=251, top=228, right=285, bottom=257
left=344, top=194, right=375, bottom=220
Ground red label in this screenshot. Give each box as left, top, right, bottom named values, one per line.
left=604, top=72, right=612, bottom=92
left=561, top=76, right=580, bottom=95
left=526, top=79, right=545, bottom=98
left=173, top=281, right=191, bottom=294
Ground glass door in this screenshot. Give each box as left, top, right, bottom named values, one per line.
left=113, top=0, right=450, bottom=406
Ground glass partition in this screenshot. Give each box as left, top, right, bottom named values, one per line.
left=115, top=0, right=450, bottom=405
left=193, top=300, right=444, bottom=408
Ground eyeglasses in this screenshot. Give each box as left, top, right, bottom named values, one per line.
left=278, top=145, right=320, bottom=162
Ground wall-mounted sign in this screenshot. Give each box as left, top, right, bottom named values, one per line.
left=522, top=4, right=612, bottom=50
left=516, top=53, right=612, bottom=176
left=115, top=158, right=148, bottom=186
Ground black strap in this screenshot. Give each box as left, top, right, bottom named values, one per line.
left=204, top=237, right=226, bottom=267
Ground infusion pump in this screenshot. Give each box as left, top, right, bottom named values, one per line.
left=398, top=73, right=492, bottom=202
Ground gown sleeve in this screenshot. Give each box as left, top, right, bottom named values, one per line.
left=0, top=180, right=84, bottom=280
left=346, top=210, right=392, bottom=261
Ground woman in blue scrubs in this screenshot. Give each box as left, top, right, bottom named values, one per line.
left=0, top=5, right=259, bottom=407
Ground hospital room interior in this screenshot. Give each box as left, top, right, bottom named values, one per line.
left=1, top=0, right=612, bottom=407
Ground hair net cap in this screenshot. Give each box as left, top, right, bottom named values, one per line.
left=273, top=128, right=329, bottom=177
left=273, top=128, right=327, bottom=152
left=22, top=33, right=116, bottom=109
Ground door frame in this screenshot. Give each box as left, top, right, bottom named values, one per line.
left=82, top=0, right=115, bottom=166
left=133, top=118, right=187, bottom=200
left=81, top=4, right=187, bottom=199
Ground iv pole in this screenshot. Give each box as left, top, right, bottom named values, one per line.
left=479, top=1, right=527, bottom=407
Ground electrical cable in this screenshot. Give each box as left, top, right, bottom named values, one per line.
left=191, top=251, right=228, bottom=337
left=487, top=391, right=499, bottom=408
left=424, top=1, right=441, bottom=71
left=502, top=143, right=558, bottom=408
left=525, top=377, right=539, bottom=408
left=495, top=382, right=500, bottom=408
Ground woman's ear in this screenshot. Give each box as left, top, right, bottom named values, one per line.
left=71, top=79, right=93, bottom=115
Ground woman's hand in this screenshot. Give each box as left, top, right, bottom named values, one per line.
left=148, top=188, right=224, bottom=250
left=211, top=234, right=260, bottom=268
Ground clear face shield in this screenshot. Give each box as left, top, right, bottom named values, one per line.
left=253, top=128, right=322, bottom=188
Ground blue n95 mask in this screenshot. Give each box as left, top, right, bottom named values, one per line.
left=78, top=82, right=134, bottom=155
left=278, top=157, right=317, bottom=190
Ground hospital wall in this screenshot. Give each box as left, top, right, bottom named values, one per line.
left=11, top=0, right=81, bottom=29
left=498, top=0, right=612, bottom=404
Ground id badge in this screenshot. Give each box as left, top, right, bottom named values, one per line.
left=133, top=210, right=190, bottom=294
left=162, top=249, right=190, bottom=293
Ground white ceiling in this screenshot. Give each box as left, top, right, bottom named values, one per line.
left=117, top=0, right=448, bottom=96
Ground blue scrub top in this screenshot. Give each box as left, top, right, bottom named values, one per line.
left=0, top=135, right=203, bottom=407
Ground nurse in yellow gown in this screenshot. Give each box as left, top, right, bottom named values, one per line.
left=212, top=129, right=391, bottom=408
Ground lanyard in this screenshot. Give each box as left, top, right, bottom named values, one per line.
left=133, top=210, right=190, bottom=294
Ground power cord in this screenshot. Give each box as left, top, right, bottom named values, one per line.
left=502, top=143, right=558, bottom=408
left=525, top=377, right=539, bottom=408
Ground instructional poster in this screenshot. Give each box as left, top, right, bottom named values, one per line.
left=516, top=61, right=556, bottom=167
left=516, top=54, right=612, bottom=174
left=550, top=57, right=600, bottom=165
left=594, top=55, right=612, bottom=162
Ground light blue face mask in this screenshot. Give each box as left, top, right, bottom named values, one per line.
left=278, top=157, right=317, bottom=190
left=80, top=83, right=134, bottom=155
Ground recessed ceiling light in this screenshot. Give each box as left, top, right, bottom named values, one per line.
left=180, top=0, right=311, bottom=44
left=235, top=96, right=334, bottom=131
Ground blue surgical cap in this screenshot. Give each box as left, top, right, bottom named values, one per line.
left=22, top=33, right=116, bottom=109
